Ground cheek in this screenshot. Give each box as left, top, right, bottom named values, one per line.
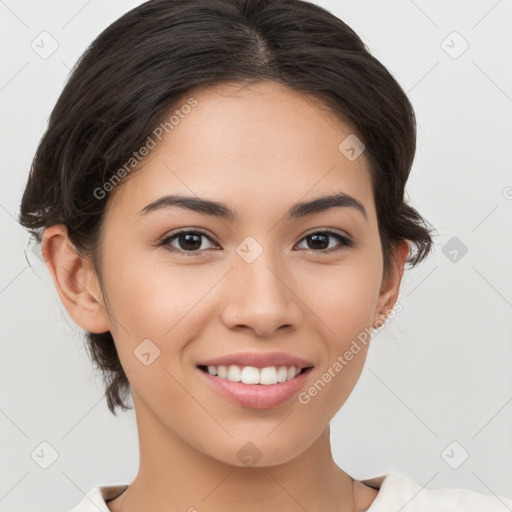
left=101, top=247, right=221, bottom=353
left=100, top=249, right=207, bottom=399
left=102, top=246, right=174, bottom=321
left=327, top=279, right=379, bottom=340
left=300, top=270, right=380, bottom=420
left=296, top=254, right=382, bottom=403
left=302, top=257, right=382, bottom=341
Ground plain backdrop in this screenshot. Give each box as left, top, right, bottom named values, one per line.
left=1, top=1, right=511, bottom=510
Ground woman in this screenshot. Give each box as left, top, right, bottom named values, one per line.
left=18, top=0, right=512, bottom=510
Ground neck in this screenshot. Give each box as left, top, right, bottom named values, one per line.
left=110, top=394, right=360, bottom=512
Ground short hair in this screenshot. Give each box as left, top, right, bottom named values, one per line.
left=18, top=0, right=436, bottom=415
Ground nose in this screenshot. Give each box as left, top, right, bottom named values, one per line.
left=219, top=246, right=303, bottom=337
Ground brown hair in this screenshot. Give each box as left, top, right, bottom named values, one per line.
left=18, top=0, right=436, bottom=415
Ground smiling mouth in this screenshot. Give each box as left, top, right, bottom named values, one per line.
left=197, top=364, right=313, bottom=385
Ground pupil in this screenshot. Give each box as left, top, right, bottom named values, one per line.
left=309, top=234, right=328, bottom=250
left=181, top=233, right=201, bottom=251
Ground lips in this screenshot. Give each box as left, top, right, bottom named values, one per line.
left=196, top=351, right=314, bottom=370
left=197, top=365, right=314, bottom=409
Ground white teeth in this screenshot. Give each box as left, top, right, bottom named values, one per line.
left=276, top=366, right=288, bottom=382
left=227, top=365, right=242, bottom=382
left=241, top=366, right=260, bottom=384
left=260, top=367, right=278, bottom=385
left=204, top=364, right=305, bottom=385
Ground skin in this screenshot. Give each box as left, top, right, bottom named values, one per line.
left=43, top=80, right=408, bottom=512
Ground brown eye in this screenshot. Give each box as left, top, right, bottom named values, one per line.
left=160, top=230, right=217, bottom=256
left=296, top=230, right=354, bottom=253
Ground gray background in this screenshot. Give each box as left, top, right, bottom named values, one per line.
left=1, top=0, right=511, bottom=510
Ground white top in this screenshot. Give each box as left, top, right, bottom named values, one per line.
left=68, top=472, right=512, bottom=512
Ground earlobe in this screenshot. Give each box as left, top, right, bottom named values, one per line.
left=373, top=240, right=409, bottom=327
left=41, top=225, right=110, bottom=334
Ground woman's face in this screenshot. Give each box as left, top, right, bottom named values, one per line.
left=77, top=80, right=405, bottom=466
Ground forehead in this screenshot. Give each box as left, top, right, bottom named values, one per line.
left=105, top=80, right=375, bottom=225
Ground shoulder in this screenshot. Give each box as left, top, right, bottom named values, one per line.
left=67, top=484, right=128, bottom=512
left=359, top=472, right=512, bottom=512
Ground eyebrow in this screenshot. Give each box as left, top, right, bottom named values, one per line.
left=139, top=192, right=368, bottom=222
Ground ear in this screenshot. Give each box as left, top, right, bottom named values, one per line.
left=372, top=240, right=409, bottom=328
left=41, top=225, right=110, bottom=333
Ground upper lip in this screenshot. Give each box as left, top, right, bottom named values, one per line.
left=196, top=351, right=314, bottom=369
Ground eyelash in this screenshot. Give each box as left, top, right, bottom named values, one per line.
left=157, top=228, right=355, bottom=257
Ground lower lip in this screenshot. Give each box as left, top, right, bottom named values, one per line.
left=197, top=367, right=313, bottom=409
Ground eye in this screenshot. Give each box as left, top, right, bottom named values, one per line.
left=159, top=229, right=218, bottom=256
left=295, top=230, right=354, bottom=253
left=158, top=228, right=354, bottom=257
